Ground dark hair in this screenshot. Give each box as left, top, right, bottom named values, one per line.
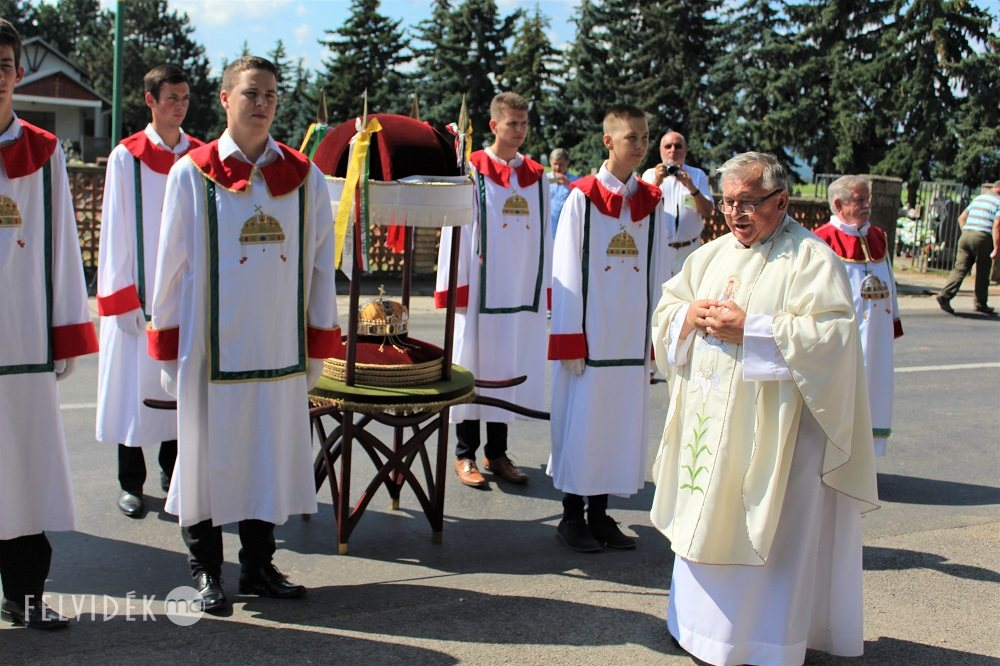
left=602, top=104, right=646, bottom=134
left=221, top=56, right=278, bottom=92
left=144, top=64, right=188, bottom=101
left=0, top=18, right=22, bottom=71
left=490, top=92, right=529, bottom=120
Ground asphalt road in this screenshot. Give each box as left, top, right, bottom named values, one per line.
left=1, top=275, right=998, bottom=665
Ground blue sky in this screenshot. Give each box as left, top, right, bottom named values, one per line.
left=162, top=0, right=582, bottom=74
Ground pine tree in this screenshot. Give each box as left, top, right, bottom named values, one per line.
left=874, top=0, right=996, bottom=190
left=410, top=0, right=466, bottom=130
left=558, top=0, right=641, bottom=173
left=318, top=0, right=411, bottom=126
left=452, top=0, right=519, bottom=148
left=500, top=5, right=561, bottom=159
left=706, top=1, right=804, bottom=171
left=630, top=0, right=720, bottom=172
left=951, top=30, right=1000, bottom=186
left=268, top=40, right=315, bottom=146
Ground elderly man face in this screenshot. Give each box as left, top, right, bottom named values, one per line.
left=720, top=166, right=788, bottom=246
left=834, top=183, right=872, bottom=227
left=659, top=131, right=687, bottom=166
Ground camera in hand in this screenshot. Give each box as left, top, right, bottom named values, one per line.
left=665, top=164, right=680, bottom=176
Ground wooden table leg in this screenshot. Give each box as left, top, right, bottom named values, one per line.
left=431, top=406, right=450, bottom=543
left=337, top=408, right=354, bottom=554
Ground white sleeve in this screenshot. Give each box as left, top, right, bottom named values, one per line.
left=742, top=313, right=792, bottom=381
left=96, top=147, right=139, bottom=311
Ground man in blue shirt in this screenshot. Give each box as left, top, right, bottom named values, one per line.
left=937, top=181, right=1000, bottom=315
left=548, top=147, right=578, bottom=237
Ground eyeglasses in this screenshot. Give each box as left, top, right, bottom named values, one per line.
left=717, top=188, right=783, bottom=215
left=661, top=143, right=686, bottom=149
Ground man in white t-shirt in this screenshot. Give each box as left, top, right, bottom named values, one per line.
left=641, top=131, right=715, bottom=282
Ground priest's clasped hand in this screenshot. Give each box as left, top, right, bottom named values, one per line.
left=161, top=361, right=178, bottom=398
left=115, top=308, right=147, bottom=337
left=704, top=300, right=746, bottom=344
left=561, top=358, right=585, bottom=376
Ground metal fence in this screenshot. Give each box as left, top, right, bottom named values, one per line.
left=897, top=181, right=971, bottom=272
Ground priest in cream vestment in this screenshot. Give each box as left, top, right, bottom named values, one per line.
left=650, top=152, right=879, bottom=666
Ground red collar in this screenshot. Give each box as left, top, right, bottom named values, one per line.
left=572, top=175, right=661, bottom=221
left=470, top=150, right=544, bottom=188
left=0, top=120, right=57, bottom=179
left=121, top=131, right=204, bottom=175
left=814, top=222, right=887, bottom=262
left=187, top=140, right=311, bottom=197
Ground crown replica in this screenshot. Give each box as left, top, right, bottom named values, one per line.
left=324, top=285, right=444, bottom=387
left=859, top=274, right=890, bottom=301
left=0, top=195, right=22, bottom=228
left=502, top=192, right=530, bottom=217
left=240, top=206, right=285, bottom=245
left=606, top=226, right=639, bottom=257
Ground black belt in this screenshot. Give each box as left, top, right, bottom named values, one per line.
left=668, top=239, right=698, bottom=249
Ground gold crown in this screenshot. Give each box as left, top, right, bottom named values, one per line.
left=606, top=227, right=638, bottom=257
left=502, top=192, right=530, bottom=217
left=859, top=274, right=889, bottom=300
left=358, top=286, right=409, bottom=337
left=240, top=206, right=285, bottom=244
left=0, top=195, right=22, bottom=227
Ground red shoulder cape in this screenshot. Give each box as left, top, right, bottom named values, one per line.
left=571, top=175, right=661, bottom=221
left=470, top=150, right=544, bottom=188
left=187, top=140, right=310, bottom=197
left=0, top=120, right=58, bottom=178
left=121, top=130, right=205, bottom=175
left=814, top=222, right=888, bottom=262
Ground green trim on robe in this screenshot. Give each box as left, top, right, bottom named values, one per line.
left=205, top=178, right=307, bottom=382
left=1, top=161, right=55, bottom=375
left=476, top=170, right=546, bottom=314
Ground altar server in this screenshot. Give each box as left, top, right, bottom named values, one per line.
left=96, top=64, right=203, bottom=517
left=548, top=105, right=664, bottom=552
left=0, top=18, right=98, bottom=629
left=148, top=56, right=339, bottom=613
left=435, top=92, right=550, bottom=488
left=814, top=175, right=902, bottom=457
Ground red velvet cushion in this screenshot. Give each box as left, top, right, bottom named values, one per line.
left=327, top=335, right=444, bottom=366
left=312, top=114, right=458, bottom=180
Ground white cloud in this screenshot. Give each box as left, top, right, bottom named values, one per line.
left=296, top=3, right=307, bottom=16
left=171, top=0, right=293, bottom=27
left=294, top=24, right=311, bottom=47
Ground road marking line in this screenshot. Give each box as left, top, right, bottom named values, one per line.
left=896, top=362, right=1000, bottom=373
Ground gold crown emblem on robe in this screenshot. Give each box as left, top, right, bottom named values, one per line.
left=0, top=195, right=22, bottom=227
left=502, top=192, right=530, bottom=217
left=606, top=227, right=639, bottom=257
left=239, top=205, right=285, bottom=245
left=859, top=274, right=889, bottom=300
left=358, top=286, right=409, bottom=337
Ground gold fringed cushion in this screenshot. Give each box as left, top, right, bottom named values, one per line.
left=309, top=364, right=476, bottom=415
left=323, top=336, right=444, bottom=387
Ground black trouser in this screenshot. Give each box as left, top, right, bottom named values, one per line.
left=0, top=533, right=51, bottom=607
left=181, top=519, right=276, bottom=578
left=562, top=493, right=608, bottom=522
left=118, top=440, right=177, bottom=494
left=455, top=420, right=507, bottom=461
left=940, top=230, right=994, bottom=308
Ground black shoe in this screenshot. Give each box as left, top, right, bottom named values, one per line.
left=557, top=518, right=602, bottom=552
left=239, top=564, right=306, bottom=599
left=160, top=471, right=171, bottom=493
left=936, top=295, right=955, bottom=314
left=117, top=490, right=144, bottom=518
left=589, top=515, right=637, bottom=550
left=974, top=304, right=997, bottom=316
left=1, top=597, right=69, bottom=630
left=193, top=572, right=228, bottom=613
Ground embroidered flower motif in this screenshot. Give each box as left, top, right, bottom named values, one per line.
left=695, top=367, right=720, bottom=402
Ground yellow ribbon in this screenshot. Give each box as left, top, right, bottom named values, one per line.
left=333, top=117, right=382, bottom=268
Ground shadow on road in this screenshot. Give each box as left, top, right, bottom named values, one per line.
left=807, top=636, right=999, bottom=664
left=863, top=545, right=1000, bottom=583
left=877, top=474, right=1000, bottom=506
